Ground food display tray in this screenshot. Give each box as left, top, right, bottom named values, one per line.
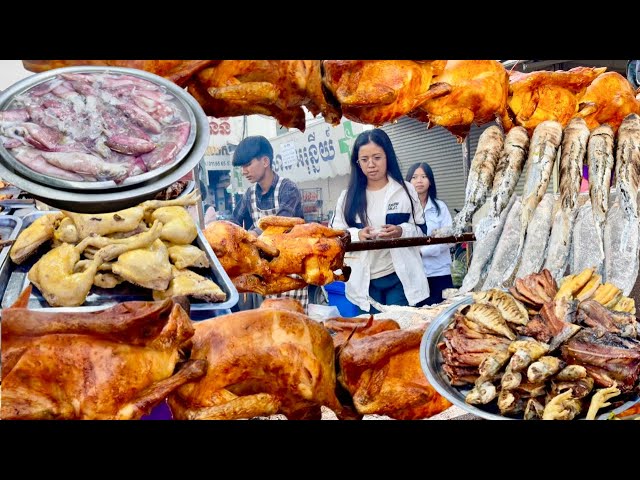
left=419, top=295, right=640, bottom=420
left=0, top=214, right=23, bottom=299
left=0, top=211, right=238, bottom=320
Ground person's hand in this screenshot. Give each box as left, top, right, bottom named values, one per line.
left=358, top=226, right=378, bottom=241
left=376, top=224, right=402, bottom=239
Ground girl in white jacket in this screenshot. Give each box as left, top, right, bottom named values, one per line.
left=331, top=129, right=430, bottom=313
left=407, top=162, right=454, bottom=306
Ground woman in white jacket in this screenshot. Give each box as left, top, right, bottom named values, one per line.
left=331, top=129, right=430, bottom=314
left=407, top=162, right=454, bottom=306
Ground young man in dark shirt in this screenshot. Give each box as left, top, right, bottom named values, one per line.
left=230, top=135, right=308, bottom=311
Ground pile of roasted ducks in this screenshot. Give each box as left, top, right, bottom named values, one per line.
left=458, top=112, right=640, bottom=297
left=8, top=191, right=226, bottom=307
left=203, top=216, right=350, bottom=295
left=1, top=293, right=449, bottom=420
left=21, top=60, right=640, bottom=141
left=439, top=268, right=639, bottom=419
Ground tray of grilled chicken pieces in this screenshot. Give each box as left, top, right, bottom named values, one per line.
left=0, top=214, right=23, bottom=299
left=0, top=210, right=238, bottom=319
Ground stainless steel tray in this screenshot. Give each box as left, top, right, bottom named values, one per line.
left=0, top=214, right=23, bottom=299
left=0, top=211, right=238, bottom=319
left=420, top=295, right=640, bottom=420
left=0, top=66, right=197, bottom=191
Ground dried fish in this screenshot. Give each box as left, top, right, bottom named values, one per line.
left=472, top=288, right=529, bottom=326
left=452, top=125, right=504, bottom=234
left=460, top=303, right=516, bottom=340
left=572, top=200, right=605, bottom=276
left=604, top=200, right=639, bottom=295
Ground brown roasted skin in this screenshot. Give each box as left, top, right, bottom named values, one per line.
left=508, top=67, right=606, bottom=134
left=322, top=60, right=446, bottom=126
left=411, top=60, right=513, bottom=141
left=324, top=315, right=401, bottom=350
left=186, top=60, right=341, bottom=131
left=167, top=304, right=356, bottom=420
left=22, top=60, right=216, bottom=87
left=576, top=71, right=640, bottom=132
left=257, top=216, right=350, bottom=287
left=1, top=292, right=206, bottom=420
left=203, top=220, right=275, bottom=279
left=337, top=324, right=452, bottom=419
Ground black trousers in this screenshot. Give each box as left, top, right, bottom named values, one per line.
left=416, top=274, right=454, bottom=307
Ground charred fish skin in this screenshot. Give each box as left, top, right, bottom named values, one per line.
left=452, top=125, right=504, bottom=235
left=514, top=121, right=563, bottom=275
left=488, top=126, right=530, bottom=219
left=615, top=113, right=640, bottom=221
left=559, top=118, right=590, bottom=214
left=587, top=124, right=615, bottom=245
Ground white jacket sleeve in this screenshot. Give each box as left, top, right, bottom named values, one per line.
left=400, top=182, right=427, bottom=238
left=331, top=190, right=360, bottom=242
left=420, top=201, right=453, bottom=257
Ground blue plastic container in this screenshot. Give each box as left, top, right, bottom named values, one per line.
left=324, top=281, right=359, bottom=317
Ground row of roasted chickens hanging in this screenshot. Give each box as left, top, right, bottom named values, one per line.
left=22, top=60, right=640, bottom=140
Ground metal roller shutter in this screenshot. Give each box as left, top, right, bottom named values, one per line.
left=381, top=117, right=467, bottom=212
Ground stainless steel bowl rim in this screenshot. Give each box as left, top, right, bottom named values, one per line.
left=0, top=68, right=209, bottom=211
left=0, top=65, right=203, bottom=192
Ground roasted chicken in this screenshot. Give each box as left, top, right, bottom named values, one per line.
left=22, top=60, right=216, bottom=87
left=186, top=60, right=341, bottom=131
left=577, top=71, right=640, bottom=132
left=321, top=60, right=446, bottom=125
left=508, top=67, right=606, bottom=134
left=168, top=300, right=356, bottom=420
left=411, top=60, right=513, bottom=141
left=1, top=288, right=206, bottom=420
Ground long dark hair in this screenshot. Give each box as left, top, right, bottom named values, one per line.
left=406, top=162, right=441, bottom=216
left=343, top=128, right=416, bottom=227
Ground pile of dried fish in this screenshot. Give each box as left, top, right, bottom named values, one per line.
left=439, top=268, right=639, bottom=419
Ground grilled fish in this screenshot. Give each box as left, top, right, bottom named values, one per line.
left=604, top=199, right=639, bottom=295
left=587, top=124, right=615, bottom=260
left=460, top=303, right=516, bottom=340
left=615, top=113, right=640, bottom=241
left=513, top=121, right=563, bottom=279
left=543, top=118, right=590, bottom=281
left=452, top=125, right=504, bottom=234
left=459, top=194, right=516, bottom=294
left=516, top=193, right=557, bottom=279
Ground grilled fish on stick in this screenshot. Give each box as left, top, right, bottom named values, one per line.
left=510, top=120, right=562, bottom=280
left=451, top=125, right=504, bottom=234
left=543, top=118, right=590, bottom=281
left=587, top=124, right=615, bottom=268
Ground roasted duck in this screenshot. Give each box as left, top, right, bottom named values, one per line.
left=204, top=216, right=350, bottom=296
left=321, top=60, right=446, bottom=125
left=508, top=67, right=606, bottom=133
left=186, top=60, right=341, bottom=132
left=167, top=300, right=356, bottom=420
left=411, top=60, right=513, bottom=141
left=1, top=288, right=206, bottom=420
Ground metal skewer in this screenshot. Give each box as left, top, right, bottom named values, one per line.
left=345, top=232, right=476, bottom=252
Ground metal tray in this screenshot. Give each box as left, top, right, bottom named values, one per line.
left=420, top=295, right=640, bottom=420
left=0, top=214, right=23, bottom=299
left=0, top=211, right=238, bottom=320
left=0, top=66, right=198, bottom=191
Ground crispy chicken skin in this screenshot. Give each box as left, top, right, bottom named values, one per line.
left=1, top=291, right=205, bottom=420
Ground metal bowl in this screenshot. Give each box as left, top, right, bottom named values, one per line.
left=0, top=67, right=209, bottom=213
left=419, top=295, right=640, bottom=420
